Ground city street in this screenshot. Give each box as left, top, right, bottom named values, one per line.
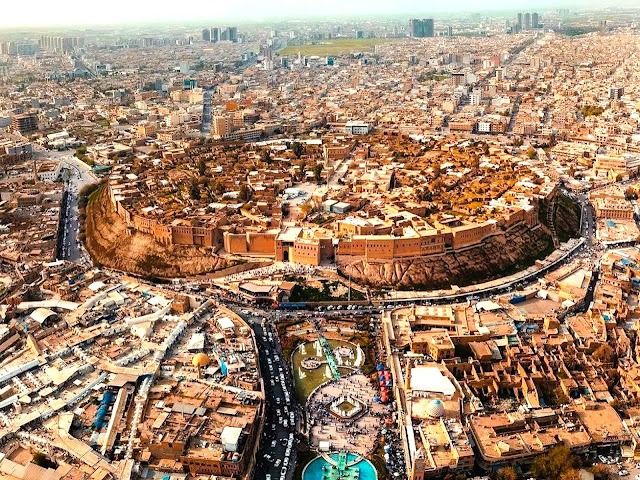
left=201, top=89, right=213, bottom=134
left=240, top=310, right=299, bottom=480
left=48, top=151, right=98, bottom=262
left=58, top=188, right=81, bottom=261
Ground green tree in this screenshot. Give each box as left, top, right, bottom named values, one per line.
left=313, top=163, right=324, bottom=183
left=444, top=473, right=468, bottom=480
left=189, top=179, right=201, bottom=200
left=198, top=159, right=207, bottom=176
left=291, top=141, right=305, bottom=158
left=494, top=466, right=519, bottom=480
left=527, top=147, right=537, bottom=159
left=537, top=378, right=570, bottom=406
left=261, top=149, right=272, bottom=164
left=531, top=445, right=576, bottom=480
left=239, top=184, right=252, bottom=201
left=581, top=105, right=604, bottom=117
left=592, top=343, right=615, bottom=363
left=591, top=464, right=612, bottom=480
left=299, top=201, right=313, bottom=218
left=433, top=161, right=441, bottom=178
left=559, top=469, right=582, bottom=480
left=212, top=181, right=226, bottom=195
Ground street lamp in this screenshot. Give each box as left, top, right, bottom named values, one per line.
left=335, top=235, right=365, bottom=305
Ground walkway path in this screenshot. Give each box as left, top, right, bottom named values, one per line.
left=319, top=335, right=341, bottom=380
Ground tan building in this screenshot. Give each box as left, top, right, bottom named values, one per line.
left=410, top=331, right=455, bottom=360
left=594, top=153, right=640, bottom=179
left=11, top=113, right=38, bottom=135
left=593, top=197, right=634, bottom=220
left=212, top=115, right=233, bottom=138
left=323, top=144, right=351, bottom=161
left=135, top=122, right=157, bottom=139
left=337, top=230, right=445, bottom=259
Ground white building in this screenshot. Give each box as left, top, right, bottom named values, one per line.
left=345, top=121, right=370, bottom=135
left=477, top=121, right=491, bottom=133
left=470, top=90, right=482, bottom=106
left=37, top=161, right=61, bottom=182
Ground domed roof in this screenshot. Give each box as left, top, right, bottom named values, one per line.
left=192, top=353, right=211, bottom=368
left=426, top=399, right=445, bottom=419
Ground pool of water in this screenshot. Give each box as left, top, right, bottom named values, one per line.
left=291, top=339, right=364, bottom=402
left=302, top=453, right=377, bottom=480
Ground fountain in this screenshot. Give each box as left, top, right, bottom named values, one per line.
left=354, top=345, right=363, bottom=366
left=333, top=345, right=355, bottom=367
left=302, top=453, right=377, bottom=480
left=292, top=339, right=367, bottom=402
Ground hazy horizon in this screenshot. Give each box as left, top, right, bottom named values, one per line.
left=2, top=0, right=640, bottom=28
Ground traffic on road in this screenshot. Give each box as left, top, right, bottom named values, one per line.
left=241, top=310, right=298, bottom=480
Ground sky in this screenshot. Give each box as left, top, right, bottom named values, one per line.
left=0, top=0, right=637, bottom=27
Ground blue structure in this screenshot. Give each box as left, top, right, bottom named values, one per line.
left=509, top=294, right=526, bottom=304
left=93, top=390, right=115, bottom=430
left=279, top=302, right=308, bottom=310
left=302, top=453, right=377, bottom=480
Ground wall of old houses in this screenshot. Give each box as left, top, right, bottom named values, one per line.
left=224, top=232, right=277, bottom=257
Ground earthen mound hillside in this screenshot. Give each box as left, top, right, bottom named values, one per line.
left=339, top=224, right=555, bottom=290
left=85, top=186, right=237, bottom=278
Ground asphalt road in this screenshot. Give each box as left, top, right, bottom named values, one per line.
left=242, top=311, right=299, bottom=480
left=56, top=154, right=97, bottom=262
left=201, top=89, right=213, bottom=134
left=563, top=189, right=596, bottom=247
left=507, top=95, right=521, bottom=133
left=59, top=186, right=81, bottom=261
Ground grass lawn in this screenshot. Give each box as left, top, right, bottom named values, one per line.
left=280, top=38, right=397, bottom=56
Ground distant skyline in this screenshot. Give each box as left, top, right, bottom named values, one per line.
left=1, top=0, right=639, bottom=27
